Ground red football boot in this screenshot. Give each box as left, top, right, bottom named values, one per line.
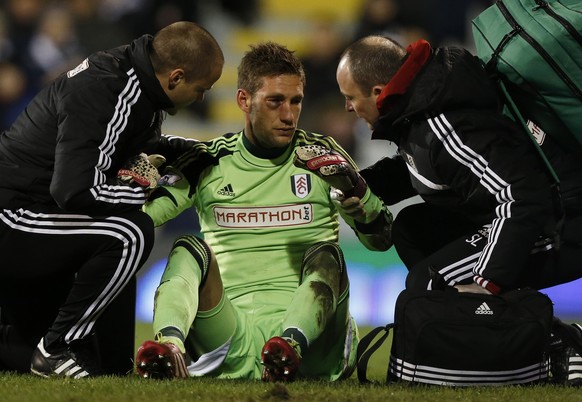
left=135, top=340, right=189, bottom=379
left=261, top=336, right=302, bottom=382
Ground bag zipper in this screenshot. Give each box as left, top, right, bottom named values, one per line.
left=493, top=0, right=582, bottom=100
left=534, top=0, right=582, bottom=44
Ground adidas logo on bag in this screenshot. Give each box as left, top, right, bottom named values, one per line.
left=475, top=302, right=493, bottom=315
left=217, top=184, right=235, bottom=197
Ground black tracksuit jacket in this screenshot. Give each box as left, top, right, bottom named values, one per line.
left=0, top=34, right=195, bottom=215
left=360, top=45, right=582, bottom=290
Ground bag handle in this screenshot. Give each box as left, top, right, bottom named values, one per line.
left=552, top=317, right=582, bottom=357
left=356, top=323, right=394, bottom=384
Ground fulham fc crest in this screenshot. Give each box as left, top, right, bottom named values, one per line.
left=291, top=174, right=311, bottom=199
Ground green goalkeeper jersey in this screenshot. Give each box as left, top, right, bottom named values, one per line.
left=144, top=129, right=384, bottom=305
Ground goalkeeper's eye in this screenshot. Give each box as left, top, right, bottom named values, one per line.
left=267, top=100, right=281, bottom=108
left=291, top=96, right=303, bottom=105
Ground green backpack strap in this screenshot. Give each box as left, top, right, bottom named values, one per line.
left=356, top=323, right=394, bottom=384
left=496, top=78, right=565, bottom=248
left=497, top=79, right=560, bottom=185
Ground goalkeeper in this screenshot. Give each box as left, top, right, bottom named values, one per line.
left=136, top=42, right=392, bottom=382
left=0, top=22, right=224, bottom=377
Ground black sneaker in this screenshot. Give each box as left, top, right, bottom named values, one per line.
left=30, top=338, right=102, bottom=378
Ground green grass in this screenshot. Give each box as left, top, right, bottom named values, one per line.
left=1, top=371, right=582, bottom=402
left=2, top=326, right=582, bottom=402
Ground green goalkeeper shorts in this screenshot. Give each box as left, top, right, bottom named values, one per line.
left=184, top=287, right=359, bottom=380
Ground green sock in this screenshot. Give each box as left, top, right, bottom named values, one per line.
left=281, top=249, right=340, bottom=349
left=152, top=245, right=203, bottom=353
left=281, top=327, right=308, bottom=357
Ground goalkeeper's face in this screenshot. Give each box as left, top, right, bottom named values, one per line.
left=241, top=74, right=304, bottom=149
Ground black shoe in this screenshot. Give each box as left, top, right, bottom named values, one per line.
left=30, top=338, right=102, bottom=378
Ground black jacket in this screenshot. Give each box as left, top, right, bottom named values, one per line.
left=361, top=44, right=582, bottom=289
left=0, top=35, right=195, bottom=214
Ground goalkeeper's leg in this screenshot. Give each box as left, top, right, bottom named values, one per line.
left=261, top=242, right=348, bottom=381
left=136, top=234, right=228, bottom=378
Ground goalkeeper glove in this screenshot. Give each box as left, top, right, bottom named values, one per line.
left=294, top=145, right=367, bottom=199
left=117, top=153, right=166, bottom=190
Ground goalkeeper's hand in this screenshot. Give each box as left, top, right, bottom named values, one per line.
left=293, top=145, right=367, bottom=199
left=117, top=153, right=166, bottom=190
left=330, top=188, right=367, bottom=220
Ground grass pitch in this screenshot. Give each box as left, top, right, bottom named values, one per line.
left=1, top=371, right=582, bottom=402
left=2, top=326, right=581, bottom=402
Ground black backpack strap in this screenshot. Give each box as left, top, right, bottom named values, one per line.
left=356, top=323, right=394, bottom=384
left=552, top=317, right=582, bottom=357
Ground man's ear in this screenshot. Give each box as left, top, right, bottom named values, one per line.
left=372, top=84, right=384, bottom=97
left=167, top=69, right=184, bottom=90
left=236, top=89, right=251, bottom=111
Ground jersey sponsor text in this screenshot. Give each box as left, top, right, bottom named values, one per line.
left=214, top=204, right=312, bottom=228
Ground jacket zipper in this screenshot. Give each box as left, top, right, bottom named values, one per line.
left=495, top=0, right=582, bottom=100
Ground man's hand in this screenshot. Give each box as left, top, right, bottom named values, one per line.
left=454, top=283, right=492, bottom=294
left=294, top=145, right=367, bottom=198
left=118, top=153, right=166, bottom=190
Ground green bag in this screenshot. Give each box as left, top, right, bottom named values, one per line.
left=472, top=0, right=582, bottom=154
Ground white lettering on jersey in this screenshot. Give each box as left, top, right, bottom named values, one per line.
left=214, top=204, right=313, bottom=228
left=67, top=58, right=89, bottom=78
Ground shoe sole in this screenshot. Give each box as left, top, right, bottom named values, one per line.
left=30, top=368, right=50, bottom=378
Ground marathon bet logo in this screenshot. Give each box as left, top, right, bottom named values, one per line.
left=475, top=302, right=493, bottom=315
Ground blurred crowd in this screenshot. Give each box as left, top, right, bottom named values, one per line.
left=0, top=0, right=258, bottom=131
left=0, top=0, right=491, bottom=148
left=299, top=0, right=493, bottom=163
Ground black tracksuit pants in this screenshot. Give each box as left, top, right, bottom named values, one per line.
left=0, top=206, right=154, bottom=374
left=392, top=203, right=582, bottom=292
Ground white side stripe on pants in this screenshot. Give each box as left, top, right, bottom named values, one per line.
left=0, top=208, right=145, bottom=342
left=427, top=114, right=515, bottom=279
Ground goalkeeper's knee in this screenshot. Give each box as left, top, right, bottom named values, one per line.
left=300, top=241, right=346, bottom=282
left=171, top=235, right=212, bottom=287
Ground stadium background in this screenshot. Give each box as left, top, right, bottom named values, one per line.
left=1, top=0, right=580, bottom=333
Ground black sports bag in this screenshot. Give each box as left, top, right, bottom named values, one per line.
left=357, top=287, right=554, bottom=386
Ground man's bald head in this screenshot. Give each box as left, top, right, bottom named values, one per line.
left=339, top=35, right=406, bottom=95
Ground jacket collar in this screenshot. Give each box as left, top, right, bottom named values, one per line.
left=128, top=35, right=174, bottom=110
left=375, top=39, right=432, bottom=116
left=371, top=39, right=432, bottom=141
